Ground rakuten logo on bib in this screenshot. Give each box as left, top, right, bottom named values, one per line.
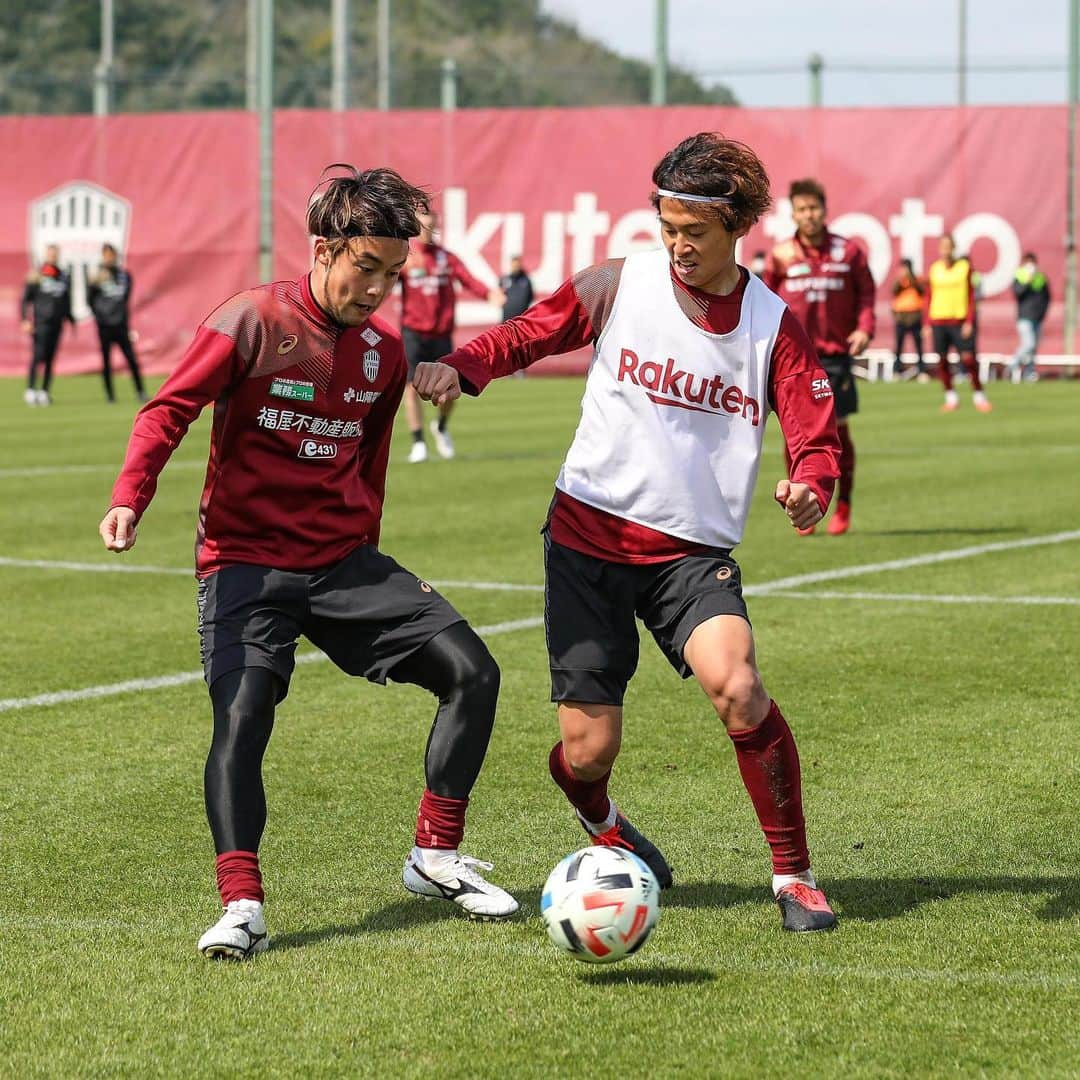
left=616, top=348, right=762, bottom=427
left=299, top=440, right=338, bottom=459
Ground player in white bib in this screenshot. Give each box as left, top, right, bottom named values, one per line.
left=414, top=133, right=842, bottom=931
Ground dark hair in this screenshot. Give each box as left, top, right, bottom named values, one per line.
left=650, top=132, right=772, bottom=233
left=102, top=243, right=117, bottom=255
left=1023, top=251, right=1037, bottom=262
left=900, top=257, right=914, bottom=272
left=789, top=178, right=826, bottom=205
left=307, top=165, right=429, bottom=258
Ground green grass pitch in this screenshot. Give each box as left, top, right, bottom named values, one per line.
left=1, top=372, right=1078, bottom=1077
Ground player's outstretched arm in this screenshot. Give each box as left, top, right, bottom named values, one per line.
left=99, top=506, right=138, bottom=553
left=773, top=480, right=823, bottom=531
left=412, top=362, right=461, bottom=407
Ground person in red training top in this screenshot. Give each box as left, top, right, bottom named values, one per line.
left=926, top=233, right=991, bottom=414
left=399, top=208, right=504, bottom=463
left=98, top=166, right=518, bottom=961
left=765, top=179, right=876, bottom=537
left=415, top=133, right=842, bottom=934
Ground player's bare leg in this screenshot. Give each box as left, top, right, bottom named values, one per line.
left=549, top=703, right=673, bottom=887
left=685, top=615, right=836, bottom=931
left=403, top=383, right=428, bottom=462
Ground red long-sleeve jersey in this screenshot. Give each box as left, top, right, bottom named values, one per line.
left=399, top=242, right=490, bottom=337
left=444, top=259, right=840, bottom=563
left=764, top=229, right=876, bottom=356
left=109, top=274, right=405, bottom=576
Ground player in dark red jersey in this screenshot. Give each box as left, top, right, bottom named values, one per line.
left=399, top=208, right=504, bottom=462
left=415, top=133, right=842, bottom=933
left=98, top=167, right=518, bottom=960
left=765, top=179, right=876, bottom=536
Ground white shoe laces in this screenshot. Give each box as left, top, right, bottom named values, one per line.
left=453, top=854, right=497, bottom=890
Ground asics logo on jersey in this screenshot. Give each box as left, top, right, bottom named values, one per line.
left=277, top=334, right=299, bottom=355
left=616, top=347, right=762, bottom=427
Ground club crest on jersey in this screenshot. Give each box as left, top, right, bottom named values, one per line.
left=616, top=347, right=762, bottom=427
left=270, top=377, right=315, bottom=402
left=363, top=350, right=380, bottom=382
left=28, top=180, right=131, bottom=322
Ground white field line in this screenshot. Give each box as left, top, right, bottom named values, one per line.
left=4, top=530, right=1079, bottom=714
left=744, top=529, right=1080, bottom=595
left=0, top=461, right=205, bottom=479
left=769, top=589, right=1080, bottom=607
left=0, top=616, right=543, bottom=714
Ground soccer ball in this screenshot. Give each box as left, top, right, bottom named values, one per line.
left=541, top=846, right=660, bottom=964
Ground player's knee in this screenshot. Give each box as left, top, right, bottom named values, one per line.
left=562, top=730, right=619, bottom=779
left=701, top=663, right=766, bottom=724
left=455, top=646, right=501, bottom=715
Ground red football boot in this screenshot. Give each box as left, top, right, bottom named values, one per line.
left=827, top=501, right=851, bottom=536
left=775, top=882, right=837, bottom=932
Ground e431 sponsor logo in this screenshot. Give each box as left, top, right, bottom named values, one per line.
left=298, top=439, right=338, bottom=459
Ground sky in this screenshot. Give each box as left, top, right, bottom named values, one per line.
left=540, top=0, right=1068, bottom=108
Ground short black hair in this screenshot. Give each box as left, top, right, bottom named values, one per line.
left=307, top=165, right=429, bottom=249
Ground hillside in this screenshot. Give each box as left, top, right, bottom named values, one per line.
left=0, top=0, right=737, bottom=114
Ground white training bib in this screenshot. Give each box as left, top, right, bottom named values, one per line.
left=556, top=248, right=786, bottom=549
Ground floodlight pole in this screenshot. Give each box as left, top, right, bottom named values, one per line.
left=651, top=0, right=668, bottom=106
left=258, top=0, right=274, bottom=283
left=246, top=0, right=258, bottom=110
left=377, top=0, right=391, bottom=110
left=93, top=0, right=114, bottom=117
left=957, top=0, right=967, bottom=106
left=1066, top=0, right=1079, bottom=352
left=808, top=53, right=823, bottom=107
left=441, top=58, right=458, bottom=111
left=332, top=0, right=349, bottom=111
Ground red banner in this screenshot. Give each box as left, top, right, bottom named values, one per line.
left=0, top=105, right=1067, bottom=380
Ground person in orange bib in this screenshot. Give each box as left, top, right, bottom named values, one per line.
left=890, top=258, right=928, bottom=381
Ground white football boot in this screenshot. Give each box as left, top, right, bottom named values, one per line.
left=197, top=899, right=269, bottom=960
left=23, top=388, right=38, bottom=406
left=429, top=420, right=455, bottom=460
left=35, top=390, right=51, bottom=406
left=407, top=440, right=429, bottom=463
left=403, top=846, right=519, bottom=919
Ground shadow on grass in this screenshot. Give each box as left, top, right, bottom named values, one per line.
left=665, top=875, right=1079, bottom=923
left=578, top=966, right=716, bottom=987
left=271, top=887, right=544, bottom=953
left=272, top=875, right=1077, bottom=953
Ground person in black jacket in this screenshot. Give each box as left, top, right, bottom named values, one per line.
left=1008, top=252, right=1051, bottom=382
left=498, top=256, right=534, bottom=322
left=20, top=244, right=74, bottom=406
left=88, top=244, right=148, bottom=403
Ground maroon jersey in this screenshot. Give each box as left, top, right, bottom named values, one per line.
left=444, top=260, right=840, bottom=564
left=399, top=242, right=490, bottom=336
left=764, top=229, right=876, bottom=356
left=110, top=275, right=405, bottom=576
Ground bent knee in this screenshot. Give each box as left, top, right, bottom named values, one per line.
left=562, top=732, right=619, bottom=779
left=700, top=664, right=767, bottom=722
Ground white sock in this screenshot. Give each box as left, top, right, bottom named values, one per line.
left=973, top=390, right=988, bottom=405
left=772, top=869, right=816, bottom=897
left=580, top=801, right=618, bottom=836
left=414, top=845, right=457, bottom=868
left=944, top=389, right=959, bottom=407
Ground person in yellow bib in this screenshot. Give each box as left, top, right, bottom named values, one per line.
left=926, top=234, right=991, bottom=413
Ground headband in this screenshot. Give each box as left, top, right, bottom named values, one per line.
left=656, top=187, right=734, bottom=205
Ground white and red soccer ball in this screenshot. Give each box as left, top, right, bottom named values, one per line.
left=541, top=846, right=660, bottom=963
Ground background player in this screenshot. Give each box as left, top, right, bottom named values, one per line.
left=765, top=179, right=875, bottom=536
left=87, top=243, right=149, bottom=404
left=399, top=208, right=504, bottom=462
left=926, top=233, right=991, bottom=413
left=415, top=132, right=842, bottom=933
left=20, top=243, right=74, bottom=406
left=98, top=166, right=518, bottom=960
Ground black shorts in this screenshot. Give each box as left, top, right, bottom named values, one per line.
left=402, top=328, right=454, bottom=377
left=819, top=354, right=857, bottom=420
left=932, top=323, right=976, bottom=358
left=543, top=534, right=750, bottom=707
left=196, top=545, right=464, bottom=700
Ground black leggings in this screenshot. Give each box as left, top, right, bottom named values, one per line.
left=894, top=320, right=925, bottom=371
left=204, top=622, right=500, bottom=853
left=98, top=323, right=146, bottom=400
left=28, top=323, right=63, bottom=392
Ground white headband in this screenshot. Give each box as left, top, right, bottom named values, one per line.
left=656, top=187, right=734, bottom=205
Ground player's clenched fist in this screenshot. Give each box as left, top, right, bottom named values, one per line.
left=773, top=479, right=823, bottom=531
left=412, top=361, right=461, bottom=407
left=99, top=506, right=138, bottom=552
